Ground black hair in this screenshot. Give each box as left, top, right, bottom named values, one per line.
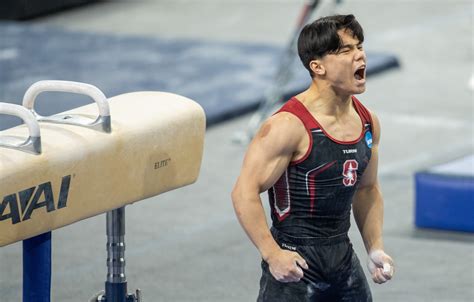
left=297, top=14, right=364, bottom=77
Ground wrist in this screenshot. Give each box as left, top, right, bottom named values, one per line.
left=368, top=246, right=384, bottom=255
left=366, top=238, right=384, bottom=254
left=260, top=243, right=281, bottom=262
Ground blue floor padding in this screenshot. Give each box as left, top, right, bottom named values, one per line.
left=415, top=155, right=474, bottom=233
left=0, top=22, right=399, bottom=131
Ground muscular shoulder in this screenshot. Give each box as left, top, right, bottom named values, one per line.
left=253, top=111, right=307, bottom=154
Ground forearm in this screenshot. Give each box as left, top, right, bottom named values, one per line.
left=352, top=185, right=384, bottom=253
left=232, top=190, right=280, bottom=261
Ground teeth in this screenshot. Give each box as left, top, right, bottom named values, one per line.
left=355, top=74, right=362, bottom=80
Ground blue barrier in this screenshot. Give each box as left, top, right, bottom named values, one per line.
left=415, top=155, right=474, bottom=233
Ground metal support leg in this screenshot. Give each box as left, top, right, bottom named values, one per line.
left=93, top=207, right=140, bottom=302
left=106, top=207, right=127, bottom=302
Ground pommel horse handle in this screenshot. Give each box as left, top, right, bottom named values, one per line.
left=22, top=80, right=111, bottom=133
left=0, top=103, right=42, bottom=154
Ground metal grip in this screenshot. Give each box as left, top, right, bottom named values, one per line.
left=22, top=80, right=111, bottom=133
left=0, top=102, right=42, bottom=154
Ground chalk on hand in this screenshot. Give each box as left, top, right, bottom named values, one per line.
left=383, top=263, right=391, bottom=274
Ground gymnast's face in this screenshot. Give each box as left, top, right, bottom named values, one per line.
left=312, top=29, right=367, bottom=96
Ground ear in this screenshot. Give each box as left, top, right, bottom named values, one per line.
left=309, top=60, right=325, bottom=76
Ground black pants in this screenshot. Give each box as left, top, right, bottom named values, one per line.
left=257, top=228, right=372, bottom=302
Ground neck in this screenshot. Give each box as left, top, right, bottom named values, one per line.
left=297, top=80, right=353, bottom=117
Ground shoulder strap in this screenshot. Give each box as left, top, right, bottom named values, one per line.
left=351, top=96, right=373, bottom=126
left=275, top=97, right=316, bottom=166
left=275, top=97, right=320, bottom=130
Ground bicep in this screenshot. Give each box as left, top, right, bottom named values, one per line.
left=353, top=113, right=382, bottom=210
left=358, top=144, right=379, bottom=189
left=359, top=111, right=381, bottom=189
left=234, top=115, right=302, bottom=194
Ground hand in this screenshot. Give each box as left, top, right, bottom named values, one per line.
left=266, top=248, right=308, bottom=283
left=367, top=249, right=394, bottom=284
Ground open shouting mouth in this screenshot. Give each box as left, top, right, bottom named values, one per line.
left=354, top=65, right=366, bottom=82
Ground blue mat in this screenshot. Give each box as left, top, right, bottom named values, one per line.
left=0, top=22, right=399, bottom=130
left=415, top=155, right=474, bottom=233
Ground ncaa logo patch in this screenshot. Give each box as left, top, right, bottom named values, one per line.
left=365, top=131, right=373, bottom=148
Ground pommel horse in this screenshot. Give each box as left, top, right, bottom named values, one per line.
left=0, top=80, right=206, bottom=301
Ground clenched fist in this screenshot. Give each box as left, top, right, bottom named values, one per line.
left=368, top=249, right=394, bottom=284
left=266, top=249, right=309, bottom=283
